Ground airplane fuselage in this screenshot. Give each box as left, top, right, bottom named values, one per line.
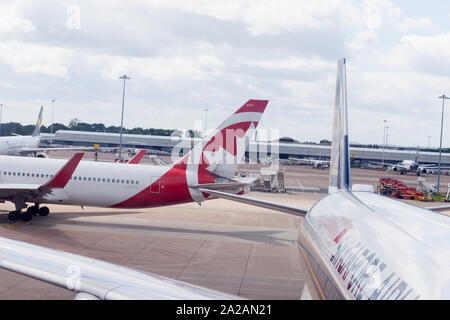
left=0, top=155, right=201, bottom=208
left=299, top=190, right=450, bottom=300
left=0, top=136, right=39, bottom=155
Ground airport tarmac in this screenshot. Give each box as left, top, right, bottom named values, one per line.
left=0, top=191, right=321, bottom=300
left=0, top=151, right=448, bottom=300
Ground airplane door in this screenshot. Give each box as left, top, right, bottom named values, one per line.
left=150, top=177, right=160, bottom=193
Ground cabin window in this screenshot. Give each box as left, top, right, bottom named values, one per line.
left=107, top=178, right=110, bottom=183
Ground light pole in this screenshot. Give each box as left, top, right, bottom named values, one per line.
left=382, top=120, right=387, bottom=167
left=386, top=126, right=389, bottom=146
left=204, top=108, right=209, bottom=138
left=118, top=75, right=130, bottom=163
left=51, top=99, right=55, bottom=136
left=437, top=94, right=450, bottom=192
left=428, top=135, right=431, bottom=149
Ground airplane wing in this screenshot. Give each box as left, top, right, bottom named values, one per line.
left=198, top=188, right=308, bottom=217
left=0, top=235, right=239, bottom=300
left=0, top=153, right=83, bottom=201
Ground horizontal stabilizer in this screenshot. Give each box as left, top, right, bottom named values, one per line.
left=199, top=188, right=308, bottom=217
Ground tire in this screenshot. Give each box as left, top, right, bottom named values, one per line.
left=27, top=206, right=38, bottom=215
left=38, top=206, right=50, bottom=216
left=21, top=212, right=32, bottom=222
left=8, top=211, right=19, bottom=221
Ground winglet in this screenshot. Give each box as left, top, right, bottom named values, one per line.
left=32, top=106, right=43, bottom=137
left=127, top=149, right=147, bottom=164
left=42, top=153, right=84, bottom=189
left=328, top=58, right=350, bottom=194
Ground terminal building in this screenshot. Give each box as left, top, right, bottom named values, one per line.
left=49, top=130, right=450, bottom=166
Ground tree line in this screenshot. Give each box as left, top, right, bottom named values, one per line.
left=0, top=119, right=201, bottom=137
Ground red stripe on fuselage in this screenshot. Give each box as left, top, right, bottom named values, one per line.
left=110, top=162, right=193, bottom=209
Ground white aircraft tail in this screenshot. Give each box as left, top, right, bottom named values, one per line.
left=328, top=58, right=351, bottom=194
left=32, top=106, right=43, bottom=137
left=174, top=99, right=268, bottom=185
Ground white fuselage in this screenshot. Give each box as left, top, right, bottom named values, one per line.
left=0, top=155, right=193, bottom=208
left=0, top=136, right=39, bottom=155
left=299, top=191, right=450, bottom=300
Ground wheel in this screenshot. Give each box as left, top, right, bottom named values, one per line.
left=8, top=211, right=20, bottom=221
left=21, top=212, right=32, bottom=222
left=38, top=206, right=50, bottom=216
left=27, top=206, right=38, bottom=215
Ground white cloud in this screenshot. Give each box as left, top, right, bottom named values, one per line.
left=89, top=53, right=226, bottom=81
left=0, top=41, right=73, bottom=78
left=0, top=3, right=35, bottom=34
left=396, top=17, right=438, bottom=33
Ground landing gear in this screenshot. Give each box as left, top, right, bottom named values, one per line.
left=7, top=205, right=50, bottom=221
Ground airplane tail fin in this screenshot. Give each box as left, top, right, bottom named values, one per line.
left=176, top=99, right=268, bottom=185
left=328, top=58, right=350, bottom=194
left=32, top=106, right=43, bottom=137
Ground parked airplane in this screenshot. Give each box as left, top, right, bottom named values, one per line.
left=0, top=106, right=93, bottom=157
left=375, top=146, right=444, bottom=175
left=0, top=99, right=268, bottom=222
left=289, top=157, right=330, bottom=169
left=200, top=59, right=450, bottom=299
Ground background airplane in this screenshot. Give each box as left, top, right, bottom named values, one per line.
left=0, top=106, right=95, bottom=157
left=373, top=146, right=448, bottom=175
left=289, top=157, right=330, bottom=169
left=0, top=99, right=268, bottom=222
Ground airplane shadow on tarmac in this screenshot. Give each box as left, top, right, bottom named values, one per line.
left=0, top=210, right=300, bottom=247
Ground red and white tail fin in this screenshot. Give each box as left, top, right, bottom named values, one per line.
left=175, top=99, right=268, bottom=187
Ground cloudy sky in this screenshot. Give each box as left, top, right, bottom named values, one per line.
left=1, top=0, right=450, bottom=147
